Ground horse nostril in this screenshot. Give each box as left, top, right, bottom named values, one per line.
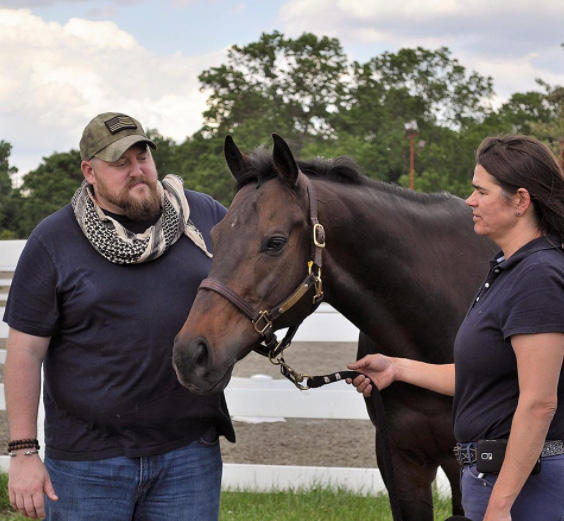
left=193, top=339, right=210, bottom=368
left=173, top=336, right=212, bottom=378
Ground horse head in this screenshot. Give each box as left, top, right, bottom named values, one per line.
left=173, top=134, right=320, bottom=394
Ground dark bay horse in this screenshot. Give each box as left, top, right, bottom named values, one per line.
left=173, top=134, right=497, bottom=520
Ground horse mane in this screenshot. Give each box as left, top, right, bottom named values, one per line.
left=235, top=147, right=456, bottom=204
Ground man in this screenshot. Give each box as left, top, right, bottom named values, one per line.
left=3, top=112, right=235, bottom=520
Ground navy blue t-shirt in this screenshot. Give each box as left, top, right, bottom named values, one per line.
left=453, top=235, right=564, bottom=442
left=4, top=189, right=235, bottom=460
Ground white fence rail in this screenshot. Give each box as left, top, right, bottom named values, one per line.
left=0, top=240, right=449, bottom=496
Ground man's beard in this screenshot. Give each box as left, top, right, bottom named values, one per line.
left=96, top=177, right=161, bottom=221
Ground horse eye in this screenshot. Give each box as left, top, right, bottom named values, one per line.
left=264, top=236, right=287, bottom=252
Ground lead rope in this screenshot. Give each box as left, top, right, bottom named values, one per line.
left=306, top=370, right=404, bottom=521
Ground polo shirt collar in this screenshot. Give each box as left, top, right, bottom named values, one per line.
left=490, top=234, right=562, bottom=271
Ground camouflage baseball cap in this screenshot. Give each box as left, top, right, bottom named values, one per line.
left=79, top=112, right=157, bottom=162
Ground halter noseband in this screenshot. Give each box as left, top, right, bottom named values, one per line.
left=198, top=173, right=325, bottom=380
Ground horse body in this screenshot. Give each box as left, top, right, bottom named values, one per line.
left=286, top=179, right=493, bottom=520
left=313, top=180, right=488, bottom=357
left=173, top=135, right=497, bottom=520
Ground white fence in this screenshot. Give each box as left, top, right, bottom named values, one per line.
left=0, top=240, right=449, bottom=496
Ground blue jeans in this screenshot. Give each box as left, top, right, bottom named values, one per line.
left=460, top=454, right=564, bottom=521
left=44, top=436, right=222, bottom=521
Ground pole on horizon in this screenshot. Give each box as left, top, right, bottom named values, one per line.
left=404, top=120, right=419, bottom=190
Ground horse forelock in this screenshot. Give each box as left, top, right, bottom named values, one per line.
left=234, top=148, right=278, bottom=191
left=233, top=146, right=458, bottom=206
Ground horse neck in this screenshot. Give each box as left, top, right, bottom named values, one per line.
left=312, top=179, right=492, bottom=358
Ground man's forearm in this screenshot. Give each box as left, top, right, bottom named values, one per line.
left=4, top=329, right=48, bottom=440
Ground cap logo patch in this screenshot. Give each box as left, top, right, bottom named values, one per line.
left=105, top=115, right=138, bottom=134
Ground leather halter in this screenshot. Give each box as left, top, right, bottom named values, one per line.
left=198, top=173, right=326, bottom=362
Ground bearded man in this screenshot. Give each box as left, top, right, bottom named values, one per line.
left=3, top=113, right=235, bottom=521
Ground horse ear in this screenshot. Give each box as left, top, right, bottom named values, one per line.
left=272, top=134, right=299, bottom=187
left=224, top=135, right=249, bottom=181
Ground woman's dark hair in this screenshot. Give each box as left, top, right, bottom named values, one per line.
left=476, top=134, right=564, bottom=239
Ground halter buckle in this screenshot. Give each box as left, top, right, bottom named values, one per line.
left=308, top=262, right=323, bottom=304
left=313, top=276, right=323, bottom=305
left=313, top=223, right=326, bottom=248
left=252, top=311, right=273, bottom=335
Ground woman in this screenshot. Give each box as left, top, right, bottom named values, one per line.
left=348, top=135, right=564, bottom=521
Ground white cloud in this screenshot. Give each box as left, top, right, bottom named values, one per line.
left=279, top=0, right=564, bottom=102
left=0, top=8, right=225, bottom=177
left=0, top=0, right=141, bottom=6
left=170, top=0, right=198, bottom=7
left=286, top=0, right=564, bottom=24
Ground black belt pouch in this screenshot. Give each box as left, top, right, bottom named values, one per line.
left=476, top=439, right=541, bottom=474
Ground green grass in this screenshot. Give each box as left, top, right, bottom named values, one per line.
left=0, top=473, right=453, bottom=520
left=220, top=486, right=453, bottom=520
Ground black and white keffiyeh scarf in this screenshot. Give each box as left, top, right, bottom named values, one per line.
left=71, top=174, right=212, bottom=264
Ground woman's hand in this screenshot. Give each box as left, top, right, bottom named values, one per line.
left=346, top=354, right=397, bottom=397
left=483, top=506, right=512, bottom=521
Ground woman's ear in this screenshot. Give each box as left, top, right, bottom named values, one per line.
left=515, top=188, right=532, bottom=214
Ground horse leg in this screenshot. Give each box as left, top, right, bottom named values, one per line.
left=440, top=458, right=464, bottom=516
left=375, top=434, right=436, bottom=521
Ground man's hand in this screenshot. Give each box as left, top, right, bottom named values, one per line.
left=9, top=454, right=58, bottom=520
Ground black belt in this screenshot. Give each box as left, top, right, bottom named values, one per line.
left=454, top=440, right=564, bottom=466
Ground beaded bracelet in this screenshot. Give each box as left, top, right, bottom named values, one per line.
left=7, top=438, right=40, bottom=453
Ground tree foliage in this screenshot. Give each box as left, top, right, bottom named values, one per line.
left=199, top=31, right=350, bottom=153
left=2, top=33, right=563, bottom=238
left=0, top=141, right=19, bottom=238
left=17, top=150, right=82, bottom=237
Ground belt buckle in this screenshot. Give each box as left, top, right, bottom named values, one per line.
left=454, top=443, right=476, bottom=465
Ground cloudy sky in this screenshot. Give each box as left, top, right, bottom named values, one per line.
left=1, top=0, right=563, bottom=181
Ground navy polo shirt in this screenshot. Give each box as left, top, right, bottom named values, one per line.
left=453, top=235, right=564, bottom=443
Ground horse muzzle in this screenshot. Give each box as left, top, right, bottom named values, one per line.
left=172, top=334, right=234, bottom=395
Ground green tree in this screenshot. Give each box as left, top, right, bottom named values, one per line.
left=173, top=131, right=235, bottom=207
left=526, top=82, right=564, bottom=160
left=365, top=46, right=494, bottom=127
left=18, top=150, right=82, bottom=237
left=146, top=129, right=183, bottom=179
left=199, top=31, right=350, bottom=153
left=0, top=140, right=19, bottom=238
left=0, top=141, right=14, bottom=199
left=318, top=47, right=495, bottom=191
left=528, top=43, right=564, bottom=156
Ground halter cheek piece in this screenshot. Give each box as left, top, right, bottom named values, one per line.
left=198, top=173, right=325, bottom=388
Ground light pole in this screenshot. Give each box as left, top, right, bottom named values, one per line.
left=404, top=120, right=419, bottom=190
